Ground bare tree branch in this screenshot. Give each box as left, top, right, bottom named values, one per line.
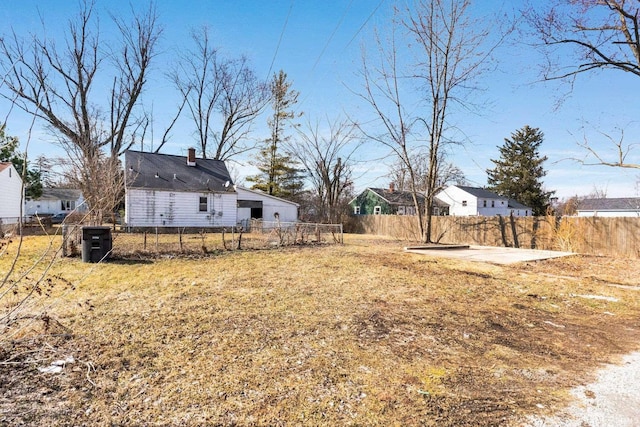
left=292, top=117, right=362, bottom=223
left=0, top=0, right=161, bottom=221
left=170, top=27, right=269, bottom=161
left=356, top=0, right=497, bottom=242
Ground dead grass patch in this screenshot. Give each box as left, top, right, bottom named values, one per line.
left=1, top=234, right=640, bottom=425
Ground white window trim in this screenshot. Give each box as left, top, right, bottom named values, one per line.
left=374, top=205, right=381, bottom=215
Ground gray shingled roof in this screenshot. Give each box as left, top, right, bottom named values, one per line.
left=368, top=188, right=449, bottom=207
left=455, top=185, right=504, bottom=200
left=125, top=150, right=234, bottom=193
left=453, top=186, right=531, bottom=210
left=38, top=188, right=83, bottom=201
left=578, top=197, right=640, bottom=211
left=508, top=199, right=530, bottom=210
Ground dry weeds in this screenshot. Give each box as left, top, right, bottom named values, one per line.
left=1, top=234, right=640, bottom=426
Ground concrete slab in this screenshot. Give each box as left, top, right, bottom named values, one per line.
left=404, top=245, right=574, bottom=265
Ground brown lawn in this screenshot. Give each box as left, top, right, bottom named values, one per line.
left=1, top=234, right=640, bottom=426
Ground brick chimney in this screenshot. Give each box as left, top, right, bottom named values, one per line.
left=187, top=147, right=196, bottom=167
left=389, top=182, right=395, bottom=193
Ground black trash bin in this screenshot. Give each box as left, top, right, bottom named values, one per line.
left=81, top=226, right=112, bottom=263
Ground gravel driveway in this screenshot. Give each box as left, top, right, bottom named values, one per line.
left=523, top=351, right=640, bottom=426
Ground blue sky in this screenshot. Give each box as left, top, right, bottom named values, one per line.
left=1, top=0, right=639, bottom=199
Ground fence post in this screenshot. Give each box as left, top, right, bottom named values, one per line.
left=62, top=224, right=68, bottom=257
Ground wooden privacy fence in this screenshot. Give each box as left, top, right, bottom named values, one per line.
left=354, top=215, right=640, bottom=259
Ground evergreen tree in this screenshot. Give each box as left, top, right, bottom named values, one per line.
left=246, top=70, right=304, bottom=199
left=486, top=125, right=554, bottom=215
left=0, top=125, right=43, bottom=199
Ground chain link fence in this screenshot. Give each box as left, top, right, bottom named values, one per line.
left=60, top=220, right=343, bottom=259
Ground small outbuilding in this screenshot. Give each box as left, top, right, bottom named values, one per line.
left=236, top=186, right=299, bottom=226
left=0, top=162, right=22, bottom=225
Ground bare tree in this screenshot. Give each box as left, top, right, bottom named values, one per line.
left=406, top=0, right=496, bottom=241
left=358, top=0, right=496, bottom=242
left=292, top=117, right=361, bottom=223
left=170, top=26, right=269, bottom=160
left=388, top=150, right=466, bottom=192
left=527, top=0, right=640, bottom=169
left=0, top=0, right=160, bottom=222
left=356, top=22, right=428, bottom=239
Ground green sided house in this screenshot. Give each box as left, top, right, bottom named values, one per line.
left=349, top=185, right=448, bottom=216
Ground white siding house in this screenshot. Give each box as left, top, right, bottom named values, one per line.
left=435, top=185, right=532, bottom=217
left=124, top=149, right=299, bottom=228
left=577, top=198, right=640, bottom=217
left=236, top=186, right=299, bottom=224
left=0, top=162, right=22, bottom=224
left=125, top=149, right=238, bottom=228
left=125, top=189, right=238, bottom=227
left=24, top=188, right=86, bottom=216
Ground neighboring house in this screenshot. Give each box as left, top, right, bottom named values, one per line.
left=577, top=198, right=640, bottom=217
left=24, top=188, right=86, bottom=216
left=435, top=185, right=532, bottom=217
left=0, top=162, right=22, bottom=224
left=124, top=149, right=298, bottom=228
left=349, top=184, right=449, bottom=216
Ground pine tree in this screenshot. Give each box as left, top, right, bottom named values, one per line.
left=486, top=125, right=554, bottom=215
left=0, top=125, right=43, bottom=199
left=246, top=70, right=304, bottom=199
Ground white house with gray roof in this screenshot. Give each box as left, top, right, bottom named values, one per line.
left=577, top=197, right=640, bottom=217
left=24, top=188, right=86, bottom=216
left=435, top=185, right=532, bottom=217
left=124, top=149, right=298, bottom=228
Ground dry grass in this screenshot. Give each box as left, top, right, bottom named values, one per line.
left=1, top=234, right=640, bottom=426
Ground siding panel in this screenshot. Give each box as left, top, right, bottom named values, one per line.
left=126, top=189, right=237, bottom=227
left=0, top=165, right=23, bottom=223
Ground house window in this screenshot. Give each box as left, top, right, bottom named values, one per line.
left=462, top=200, right=467, bottom=207
left=483, top=200, right=487, bottom=207
left=61, top=200, right=75, bottom=211
left=354, top=206, right=360, bottom=215
left=397, top=206, right=405, bottom=215
left=491, top=200, right=495, bottom=208
left=374, top=206, right=381, bottom=215
left=199, top=196, right=208, bottom=212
